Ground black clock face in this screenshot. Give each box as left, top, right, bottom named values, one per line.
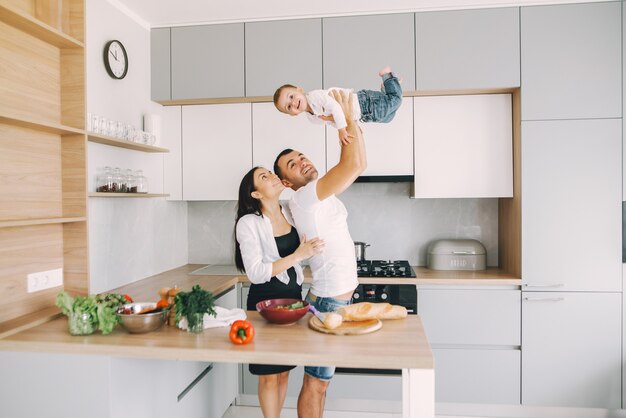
left=104, top=40, right=128, bottom=79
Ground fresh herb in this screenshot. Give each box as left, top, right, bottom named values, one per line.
left=174, top=285, right=216, bottom=330
left=55, top=291, right=128, bottom=335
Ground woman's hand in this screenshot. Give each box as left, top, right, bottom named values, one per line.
left=294, top=235, right=325, bottom=261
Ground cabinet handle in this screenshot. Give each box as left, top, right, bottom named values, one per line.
left=178, top=363, right=213, bottom=402
left=523, top=297, right=564, bottom=302
left=523, top=283, right=564, bottom=288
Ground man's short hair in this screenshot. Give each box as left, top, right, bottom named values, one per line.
left=274, top=148, right=294, bottom=179
left=273, top=84, right=297, bottom=108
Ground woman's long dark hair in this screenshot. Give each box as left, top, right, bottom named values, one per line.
left=234, top=167, right=263, bottom=272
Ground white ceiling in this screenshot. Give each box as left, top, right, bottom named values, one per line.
left=110, top=0, right=602, bottom=28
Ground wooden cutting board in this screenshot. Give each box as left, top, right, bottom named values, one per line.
left=308, top=316, right=382, bottom=335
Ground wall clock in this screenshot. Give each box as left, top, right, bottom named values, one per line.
left=103, top=40, right=128, bottom=80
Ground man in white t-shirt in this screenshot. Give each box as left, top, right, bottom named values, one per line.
left=274, top=90, right=366, bottom=418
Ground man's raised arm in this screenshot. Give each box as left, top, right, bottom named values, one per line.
left=316, top=90, right=367, bottom=200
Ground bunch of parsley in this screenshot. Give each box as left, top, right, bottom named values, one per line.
left=174, top=285, right=216, bottom=330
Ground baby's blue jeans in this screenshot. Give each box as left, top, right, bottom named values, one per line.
left=357, top=73, right=403, bottom=123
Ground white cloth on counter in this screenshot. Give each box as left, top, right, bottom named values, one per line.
left=177, top=306, right=247, bottom=330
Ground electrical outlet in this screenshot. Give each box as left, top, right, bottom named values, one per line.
left=27, top=268, right=63, bottom=293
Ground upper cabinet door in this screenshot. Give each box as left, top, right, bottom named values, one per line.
left=245, top=20, right=322, bottom=97
left=521, top=2, right=621, bottom=120
left=326, top=98, right=414, bottom=176
left=323, top=14, right=416, bottom=91
left=521, top=119, right=622, bottom=292
left=162, top=106, right=182, bottom=200
left=182, top=104, right=252, bottom=200
left=252, top=103, right=326, bottom=200
left=413, top=94, right=513, bottom=198
left=415, top=8, right=520, bottom=91
left=171, top=24, right=244, bottom=100
left=151, top=28, right=171, bottom=102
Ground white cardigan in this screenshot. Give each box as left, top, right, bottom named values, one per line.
left=235, top=208, right=304, bottom=286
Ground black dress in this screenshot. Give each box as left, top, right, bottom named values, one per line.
left=247, top=226, right=302, bottom=375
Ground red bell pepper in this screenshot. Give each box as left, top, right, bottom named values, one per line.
left=229, top=320, right=255, bottom=345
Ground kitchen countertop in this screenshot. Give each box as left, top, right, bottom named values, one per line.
left=0, top=310, right=432, bottom=370
left=0, top=264, right=432, bottom=370
left=0, top=264, right=521, bottom=368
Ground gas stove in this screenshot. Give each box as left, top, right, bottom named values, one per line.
left=356, top=260, right=416, bottom=278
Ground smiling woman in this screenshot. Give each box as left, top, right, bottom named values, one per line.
left=234, top=165, right=324, bottom=418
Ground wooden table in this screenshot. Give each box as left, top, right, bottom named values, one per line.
left=0, top=310, right=435, bottom=418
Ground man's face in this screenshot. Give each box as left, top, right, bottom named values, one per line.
left=277, top=150, right=318, bottom=190
left=276, top=87, right=308, bottom=116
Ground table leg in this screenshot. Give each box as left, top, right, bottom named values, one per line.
left=402, top=368, right=435, bottom=418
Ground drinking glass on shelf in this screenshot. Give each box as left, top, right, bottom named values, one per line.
left=126, top=125, right=136, bottom=142
left=115, top=121, right=125, bottom=139
left=147, top=133, right=157, bottom=146
left=107, top=120, right=116, bottom=138
left=100, top=117, right=108, bottom=135
left=91, top=114, right=101, bottom=134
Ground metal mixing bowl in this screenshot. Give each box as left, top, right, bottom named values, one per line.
left=117, top=302, right=168, bottom=334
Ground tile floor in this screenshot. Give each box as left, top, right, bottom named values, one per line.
left=222, top=405, right=478, bottom=418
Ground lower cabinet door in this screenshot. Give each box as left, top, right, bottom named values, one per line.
left=433, top=348, right=520, bottom=404
left=522, top=291, right=621, bottom=408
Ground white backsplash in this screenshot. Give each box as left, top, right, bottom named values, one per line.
left=188, top=183, right=498, bottom=266
left=89, top=199, right=188, bottom=293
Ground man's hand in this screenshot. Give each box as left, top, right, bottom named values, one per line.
left=328, top=89, right=354, bottom=121
left=318, top=115, right=334, bottom=123
left=337, top=128, right=352, bottom=146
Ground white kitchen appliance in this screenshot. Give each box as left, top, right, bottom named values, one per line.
left=427, top=239, right=486, bottom=271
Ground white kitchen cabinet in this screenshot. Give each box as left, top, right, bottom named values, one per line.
left=418, top=288, right=520, bottom=346
left=112, top=287, right=238, bottom=418
left=171, top=24, right=245, bottom=100
left=322, top=14, right=416, bottom=91
left=521, top=119, right=622, bottom=292
left=326, top=98, right=414, bottom=176
left=252, top=103, right=326, bottom=200
left=522, top=292, right=621, bottom=408
left=162, top=106, right=182, bottom=200
left=182, top=104, right=252, bottom=200
left=415, top=8, right=520, bottom=90
left=245, top=19, right=322, bottom=97
left=434, top=348, right=520, bottom=404
left=418, top=287, right=521, bottom=405
left=413, top=94, right=513, bottom=198
left=520, top=2, right=621, bottom=121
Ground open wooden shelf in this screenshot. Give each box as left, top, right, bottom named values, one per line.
left=0, top=217, right=86, bottom=228
left=0, top=113, right=84, bottom=135
left=88, top=193, right=170, bottom=198
left=87, top=133, right=169, bottom=153
left=0, top=0, right=83, bottom=48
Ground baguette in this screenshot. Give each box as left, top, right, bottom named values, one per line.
left=337, top=302, right=407, bottom=321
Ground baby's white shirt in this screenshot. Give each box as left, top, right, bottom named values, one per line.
left=305, top=88, right=361, bottom=130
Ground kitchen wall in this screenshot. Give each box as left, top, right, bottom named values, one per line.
left=87, top=0, right=187, bottom=292
left=188, top=184, right=499, bottom=266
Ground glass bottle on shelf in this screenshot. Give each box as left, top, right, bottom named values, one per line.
left=96, top=166, right=114, bottom=192
left=135, top=170, right=148, bottom=193
left=125, top=168, right=136, bottom=193
left=112, top=167, right=126, bottom=193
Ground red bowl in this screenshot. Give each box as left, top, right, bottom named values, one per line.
left=256, top=298, right=309, bottom=325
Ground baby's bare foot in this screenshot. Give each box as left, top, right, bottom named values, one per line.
left=379, top=66, right=391, bottom=77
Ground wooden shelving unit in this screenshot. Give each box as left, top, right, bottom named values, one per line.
left=0, top=0, right=87, bottom=337
left=87, top=133, right=169, bottom=153
left=0, top=113, right=84, bottom=135
left=88, top=193, right=170, bottom=198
